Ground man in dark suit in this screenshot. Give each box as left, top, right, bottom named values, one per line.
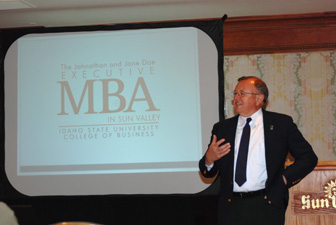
left=199, top=76, right=318, bottom=225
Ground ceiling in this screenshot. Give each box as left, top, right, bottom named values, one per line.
left=0, top=0, right=336, bottom=29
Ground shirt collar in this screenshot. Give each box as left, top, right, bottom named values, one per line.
left=238, top=108, right=263, bottom=128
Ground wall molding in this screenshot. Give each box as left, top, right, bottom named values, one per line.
left=223, top=12, right=336, bottom=55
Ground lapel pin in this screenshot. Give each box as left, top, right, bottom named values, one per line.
left=270, top=125, right=274, bottom=130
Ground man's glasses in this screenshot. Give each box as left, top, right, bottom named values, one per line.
left=231, top=91, right=259, bottom=98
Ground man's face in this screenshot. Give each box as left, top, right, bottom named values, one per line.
left=233, top=79, right=264, bottom=117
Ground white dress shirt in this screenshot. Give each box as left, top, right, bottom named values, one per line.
left=233, top=108, right=268, bottom=192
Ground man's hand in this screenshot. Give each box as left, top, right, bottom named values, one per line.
left=205, top=135, right=231, bottom=166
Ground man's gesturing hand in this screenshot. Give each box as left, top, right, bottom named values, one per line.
left=205, top=135, right=231, bottom=166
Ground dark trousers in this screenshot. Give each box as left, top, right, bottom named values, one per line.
left=219, top=194, right=286, bottom=225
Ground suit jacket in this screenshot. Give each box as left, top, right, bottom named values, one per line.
left=199, top=109, right=318, bottom=211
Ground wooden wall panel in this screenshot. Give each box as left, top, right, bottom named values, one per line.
left=223, top=12, right=336, bottom=55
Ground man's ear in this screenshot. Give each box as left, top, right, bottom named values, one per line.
left=258, top=94, right=265, bottom=105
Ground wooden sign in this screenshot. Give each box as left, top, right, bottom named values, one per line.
left=293, top=179, right=336, bottom=214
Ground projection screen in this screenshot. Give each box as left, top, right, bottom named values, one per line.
left=4, top=26, right=220, bottom=196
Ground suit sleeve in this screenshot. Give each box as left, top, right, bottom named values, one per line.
left=199, top=123, right=220, bottom=178
left=282, top=117, right=318, bottom=188
left=199, top=155, right=219, bottom=178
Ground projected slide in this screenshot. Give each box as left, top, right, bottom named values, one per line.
left=18, top=28, right=201, bottom=175
left=5, top=27, right=219, bottom=195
